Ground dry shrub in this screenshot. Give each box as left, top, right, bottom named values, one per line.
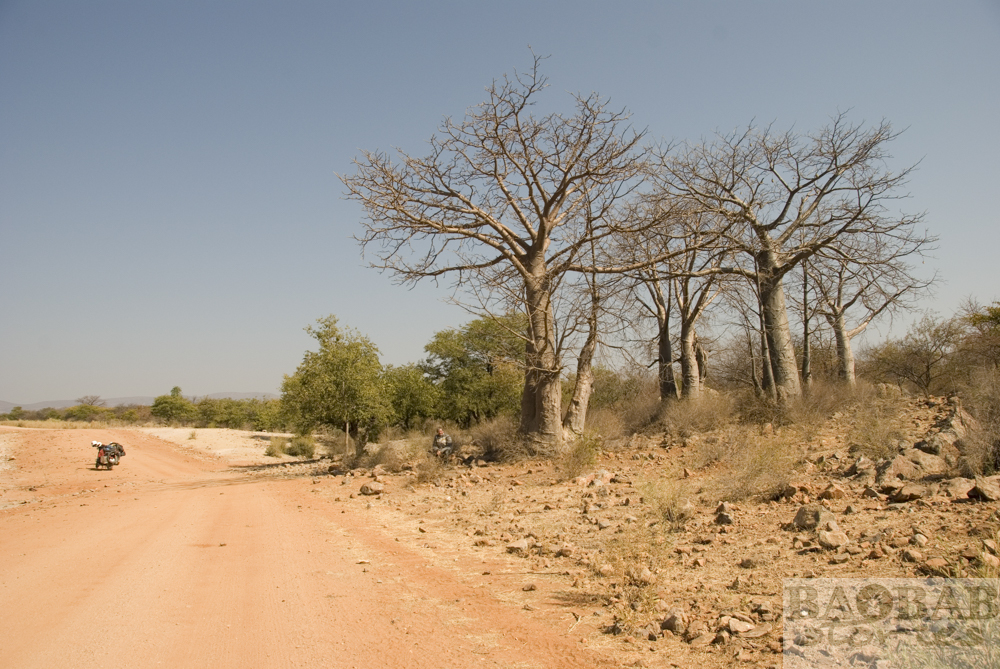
left=596, top=522, right=673, bottom=634
left=265, top=436, right=287, bottom=457
left=707, top=428, right=797, bottom=501
left=414, top=455, right=443, bottom=484
left=558, top=433, right=601, bottom=480
left=959, top=369, right=1000, bottom=476
left=846, top=391, right=906, bottom=461
left=585, top=408, right=626, bottom=441
left=640, top=479, right=693, bottom=532
left=370, top=440, right=421, bottom=472
left=618, top=381, right=662, bottom=434
left=659, top=392, right=734, bottom=437
left=465, top=415, right=524, bottom=461
left=784, top=379, right=860, bottom=435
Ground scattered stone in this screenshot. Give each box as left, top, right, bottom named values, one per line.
left=506, top=538, right=531, bottom=554
left=968, top=480, right=1000, bottom=502
left=688, top=632, right=715, bottom=647
left=890, top=484, right=926, bottom=503
left=359, top=482, right=384, bottom=495
left=522, top=583, right=537, bottom=591
left=829, top=553, right=850, bottom=564
left=818, top=531, right=850, bottom=550
left=902, top=549, right=923, bottom=563
left=876, top=455, right=920, bottom=485
left=715, top=512, right=734, bottom=525
left=793, top=505, right=837, bottom=531
left=741, top=623, right=772, bottom=639
left=661, top=609, right=687, bottom=633
left=728, top=618, right=754, bottom=634
left=818, top=484, right=847, bottom=500
left=940, top=477, right=975, bottom=497
left=920, top=557, right=950, bottom=575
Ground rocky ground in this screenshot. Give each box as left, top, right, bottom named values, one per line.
left=158, top=394, right=998, bottom=668
left=7, top=397, right=995, bottom=668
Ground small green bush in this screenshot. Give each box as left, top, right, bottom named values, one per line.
left=285, top=435, right=316, bottom=458
left=265, top=437, right=288, bottom=457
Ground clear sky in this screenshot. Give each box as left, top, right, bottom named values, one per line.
left=2, top=0, right=998, bottom=404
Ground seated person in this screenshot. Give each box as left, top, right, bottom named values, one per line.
left=431, top=427, right=454, bottom=458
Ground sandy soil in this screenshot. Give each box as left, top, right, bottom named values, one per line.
left=2, top=406, right=997, bottom=668
left=0, top=427, right=624, bottom=669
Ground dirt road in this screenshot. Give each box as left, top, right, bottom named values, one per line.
left=0, top=428, right=617, bottom=669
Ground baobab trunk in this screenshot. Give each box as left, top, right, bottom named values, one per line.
left=831, top=313, right=857, bottom=386
left=563, top=328, right=596, bottom=436
left=657, top=321, right=678, bottom=401
left=679, top=322, right=701, bottom=399
left=758, top=269, right=802, bottom=405
left=519, top=277, right=564, bottom=453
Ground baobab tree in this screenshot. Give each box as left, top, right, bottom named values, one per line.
left=655, top=113, right=924, bottom=405
left=342, top=57, right=652, bottom=452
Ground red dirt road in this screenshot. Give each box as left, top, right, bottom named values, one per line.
left=0, top=428, right=617, bottom=669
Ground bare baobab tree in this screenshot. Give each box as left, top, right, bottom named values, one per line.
left=342, top=56, right=652, bottom=452
left=655, top=113, right=925, bottom=406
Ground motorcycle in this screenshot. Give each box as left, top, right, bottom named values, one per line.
left=92, top=441, right=125, bottom=470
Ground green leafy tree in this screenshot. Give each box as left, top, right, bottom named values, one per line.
left=383, top=364, right=440, bottom=431
left=422, top=315, right=525, bottom=427
left=281, top=316, right=392, bottom=453
left=151, top=386, right=198, bottom=424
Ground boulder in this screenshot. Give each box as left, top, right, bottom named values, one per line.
left=890, top=484, right=927, bottom=503
left=793, top=505, right=837, bottom=531
left=876, top=455, right=920, bottom=485
left=818, top=530, right=851, bottom=550
left=968, top=480, right=1000, bottom=502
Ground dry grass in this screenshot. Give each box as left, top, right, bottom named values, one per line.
left=657, top=392, right=735, bottom=437
left=640, top=479, right=693, bottom=532
left=595, top=521, right=674, bottom=635
left=557, top=434, right=601, bottom=480
left=846, top=391, right=907, bottom=461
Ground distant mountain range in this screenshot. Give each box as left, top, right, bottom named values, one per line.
left=0, top=392, right=278, bottom=413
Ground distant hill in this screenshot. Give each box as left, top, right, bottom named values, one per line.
left=0, top=392, right=278, bottom=413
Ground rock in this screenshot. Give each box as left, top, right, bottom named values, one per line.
left=862, top=486, right=884, bottom=500
left=912, top=533, right=929, bottom=547
left=902, top=549, right=923, bottom=563
left=920, top=557, right=950, bottom=575
left=741, top=623, right=772, bottom=639
left=688, top=632, right=715, bottom=647
left=522, top=583, right=537, bottom=591
left=793, top=505, right=837, bottom=531
left=904, top=449, right=948, bottom=476
left=506, top=538, right=531, bottom=553
left=739, top=556, right=763, bottom=569
left=818, top=530, right=850, bottom=550
left=661, top=609, right=687, bottom=633
left=819, top=484, right=847, bottom=500
left=359, top=482, right=384, bottom=495
left=728, top=618, right=754, bottom=634
left=876, top=455, right=920, bottom=485
left=890, top=484, right=926, bottom=503
left=846, top=456, right=876, bottom=476
left=940, top=477, right=975, bottom=498
left=715, top=512, right=735, bottom=525
left=981, top=553, right=1000, bottom=570
left=968, top=480, right=1000, bottom=502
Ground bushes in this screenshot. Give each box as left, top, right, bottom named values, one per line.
left=265, top=435, right=316, bottom=458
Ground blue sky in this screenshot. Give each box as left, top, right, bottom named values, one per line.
left=1, top=0, right=998, bottom=404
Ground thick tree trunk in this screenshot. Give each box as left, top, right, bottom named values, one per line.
left=759, top=306, right=775, bottom=400
left=758, top=267, right=802, bottom=405
left=563, top=329, right=596, bottom=436
left=679, top=322, right=700, bottom=399
left=519, top=277, right=564, bottom=453
left=657, top=320, right=678, bottom=401
left=830, top=313, right=857, bottom=386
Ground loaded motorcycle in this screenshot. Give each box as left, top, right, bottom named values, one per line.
left=92, top=440, right=125, bottom=470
